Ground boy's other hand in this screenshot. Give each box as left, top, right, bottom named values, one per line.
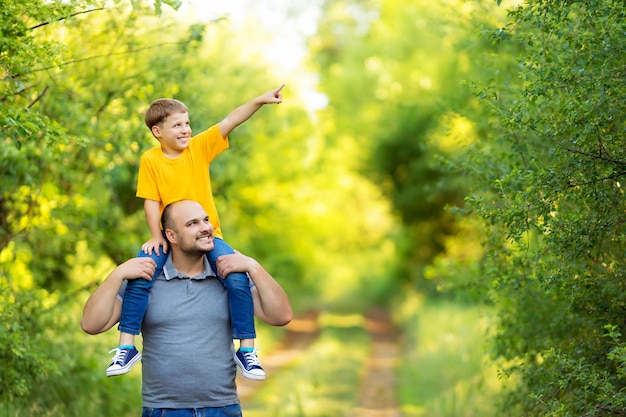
left=142, top=236, right=169, bottom=256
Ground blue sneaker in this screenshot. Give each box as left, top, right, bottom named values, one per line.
left=234, top=348, right=266, bottom=380
left=106, top=346, right=141, bottom=377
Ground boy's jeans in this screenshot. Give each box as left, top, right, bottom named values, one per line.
left=119, top=237, right=256, bottom=340
left=206, top=237, right=256, bottom=340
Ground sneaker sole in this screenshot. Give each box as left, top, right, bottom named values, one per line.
left=106, top=353, right=142, bottom=377
left=234, top=356, right=266, bottom=381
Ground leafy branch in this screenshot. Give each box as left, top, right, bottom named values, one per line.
left=27, top=8, right=106, bottom=30
left=564, top=147, right=626, bottom=168
left=10, top=38, right=200, bottom=79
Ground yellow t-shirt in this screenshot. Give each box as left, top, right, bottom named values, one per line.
left=136, top=124, right=229, bottom=238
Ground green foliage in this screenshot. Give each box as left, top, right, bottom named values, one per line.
left=459, top=0, right=626, bottom=415
left=0, top=279, right=143, bottom=415
left=0, top=283, right=55, bottom=402
left=310, top=0, right=513, bottom=295
left=1, top=0, right=398, bottom=413
left=312, top=0, right=626, bottom=414
left=395, top=296, right=503, bottom=416
left=7, top=0, right=623, bottom=413
left=0, top=0, right=221, bottom=411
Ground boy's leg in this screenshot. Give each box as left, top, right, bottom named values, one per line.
left=207, top=238, right=265, bottom=380
left=206, top=238, right=256, bottom=340
left=107, top=247, right=167, bottom=377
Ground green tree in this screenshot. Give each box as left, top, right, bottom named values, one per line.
left=461, top=0, right=626, bottom=414
left=310, top=0, right=626, bottom=414
left=309, top=0, right=510, bottom=296
left=0, top=1, right=195, bottom=413
left=2, top=1, right=396, bottom=414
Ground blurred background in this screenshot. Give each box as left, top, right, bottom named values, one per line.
left=1, top=0, right=625, bottom=416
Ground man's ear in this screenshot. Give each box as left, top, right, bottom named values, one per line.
left=165, top=228, right=176, bottom=244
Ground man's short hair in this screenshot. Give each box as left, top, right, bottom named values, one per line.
left=161, top=201, right=179, bottom=232
left=144, top=98, right=188, bottom=129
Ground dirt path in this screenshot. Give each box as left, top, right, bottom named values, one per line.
left=352, top=308, right=402, bottom=417
left=238, top=309, right=401, bottom=416
left=237, top=310, right=321, bottom=401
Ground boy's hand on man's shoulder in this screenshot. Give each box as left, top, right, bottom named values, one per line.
left=142, top=236, right=169, bottom=256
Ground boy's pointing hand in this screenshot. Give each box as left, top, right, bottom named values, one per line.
left=263, top=84, right=285, bottom=104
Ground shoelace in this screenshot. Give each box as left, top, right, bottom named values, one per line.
left=241, top=349, right=262, bottom=368
left=108, top=348, right=128, bottom=364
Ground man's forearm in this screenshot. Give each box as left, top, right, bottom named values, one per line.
left=80, top=268, right=125, bottom=335
left=215, top=252, right=292, bottom=326
left=249, top=263, right=293, bottom=326
left=81, top=257, right=156, bottom=335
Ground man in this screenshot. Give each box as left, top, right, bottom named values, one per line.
left=81, top=200, right=293, bottom=416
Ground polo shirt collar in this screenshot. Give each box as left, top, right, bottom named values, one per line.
left=162, top=255, right=216, bottom=280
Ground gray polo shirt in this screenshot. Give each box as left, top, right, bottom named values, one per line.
left=121, top=255, right=239, bottom=408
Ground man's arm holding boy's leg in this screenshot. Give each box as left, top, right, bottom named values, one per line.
left=81, top=257, right=156, bottom=335
left=215, top=251, right=292, bottom=327
left=217, top=84, right=285, bottom=137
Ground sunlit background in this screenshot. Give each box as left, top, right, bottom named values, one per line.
left=2, top=0, right=625, bottom=416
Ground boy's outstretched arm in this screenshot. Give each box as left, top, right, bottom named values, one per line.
left=218, top=84, right=284, bottom=137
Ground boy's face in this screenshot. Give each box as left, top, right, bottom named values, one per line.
left=151, top=111, right=192, bottom=154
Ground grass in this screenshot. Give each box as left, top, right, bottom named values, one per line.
left=396, top=297, right=504, bottom=417
left=242, top=312, right=370, bottom=417
left=242, top=300, right=506, bottom=417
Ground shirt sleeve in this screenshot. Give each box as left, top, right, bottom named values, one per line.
left=136, top=150, right=161, bottom=201
left=192, top=124, right=229, bottom=162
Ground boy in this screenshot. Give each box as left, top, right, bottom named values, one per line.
left=106, top=84, right=285, bottom=380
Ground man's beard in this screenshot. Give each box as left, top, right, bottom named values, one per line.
left=182, top=246, right=207, bottom=256
left=179, top=235, right=212, bottom=256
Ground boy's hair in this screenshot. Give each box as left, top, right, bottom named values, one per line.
left=144, top=98, right=188, bottom=129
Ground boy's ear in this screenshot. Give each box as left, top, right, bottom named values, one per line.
left=151, top=125, right=161, bottom=138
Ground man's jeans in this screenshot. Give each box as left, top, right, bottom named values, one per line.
left=141, top=404, right=242, bottom=417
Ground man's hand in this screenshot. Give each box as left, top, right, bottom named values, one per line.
left=216, top=251, right=292, bottom=326
left=215, top=251, right=259, bottom=278
left=81, top=257, right=157, bottom=335
left=119, top=257, right=158, bottom=282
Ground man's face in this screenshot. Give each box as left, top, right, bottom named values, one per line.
left=152, top=111, right=192, bottom=155
left=171, top=202, right=215, bottom=255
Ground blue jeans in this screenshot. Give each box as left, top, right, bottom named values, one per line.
left=141, top=404, right=242, bottom=417
left=206, top=238, right=256, bottom=340
left=118, top=236, right=169, bottom=335
left=119, top=237, right=256, bottom=340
